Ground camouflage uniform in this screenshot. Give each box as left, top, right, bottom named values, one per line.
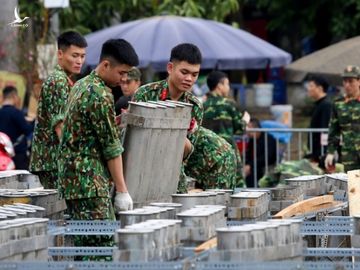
left=203, top=92, right=246, bottom=187
left=184, top=126, right=237, bottom=189
left=58, top=70, right=121, bottom=252
left=30, top=65, right=73, bottom=189
left=133, top=80, right=203, bottom=193
left=258, top=159, right=323, bottom=188
left=327, top=95, right=360, bottom=171
left=203, top=92, right=246, bottom=142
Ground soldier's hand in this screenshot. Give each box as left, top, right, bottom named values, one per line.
left=324, top=154, right=335, bottom=170
left=114, top=192, right=133, bottom=212
left=242, top=111, right=251, bottom=124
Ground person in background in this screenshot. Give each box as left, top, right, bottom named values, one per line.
left=115, top=67, right=141, bottom=115
left=0, top=86, right=34, bottom=169
left=0, top=132, right=15, bottom=171
left=325, top=65, right=360, bottom=172
left=30, top=31, right=87, bottom=188
left=57, top=39, right=138, bottom=259
left=203, top=71, right=250, bottom=187
left=304, top=75, right=332, bottom=162
left=133, top=43, right=203, bottom=193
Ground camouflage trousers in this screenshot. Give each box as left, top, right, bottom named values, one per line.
left=185, top=151, right=236, bottom=190
left=233, top=145, right=246, bottom=188
left=177, top=165, right=188, bottom=194
left=32, top=170, right=57, bottom=189
left=66, top=197, right=115, bottom=261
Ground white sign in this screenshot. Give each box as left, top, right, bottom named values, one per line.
left=44, top=0, right=69, bottom=8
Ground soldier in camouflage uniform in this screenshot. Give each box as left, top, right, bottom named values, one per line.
left=57, top=39, right=139, bottom=259
left=133, top=43, right=203, bottom=193
left=325, top=65, right=360, bottom=172
left=258, top=159, right=323, bottom=188
left=203, top=71, right=250, bottom=187
left=30, top=31, right=87, bottom=189
left=184, top=126, right=237, bottom=189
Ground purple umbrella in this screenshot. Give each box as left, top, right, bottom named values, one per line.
left=85, top=15, right=291, bottom=71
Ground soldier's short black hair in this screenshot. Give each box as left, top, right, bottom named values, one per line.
left=306, top=75, right=329, bottom=93
left=170, top=43, right=202, bottom=65
left=57, top=31, right=87, bottom=51
left=207, top=71, right=228, bottom=91
left=100, top=39, right=139, bottom=67
left=2, top=86, right=18, bottom=99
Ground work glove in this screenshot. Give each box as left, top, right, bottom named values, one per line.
left=114, top=192, right=133, bottom=212
left=242, top=111, right=251, bottom=124
left=324, top=154, right=335, bottom=170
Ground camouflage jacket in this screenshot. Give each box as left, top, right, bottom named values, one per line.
left=327, top=96, right=360, bottom=154
left=133, top=80, right=203, bottom=146
left=58, top=71, right=123, bottom=200
left=258, top=159, right=323, bottom=188
left=30, top=65, right=73, bottom=172
left=202, top=92, right=246, bottom=145
left=184, top=126, right=236, bottom=189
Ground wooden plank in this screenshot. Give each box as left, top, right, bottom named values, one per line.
left=348, top=169, right=360, bottom=216
left=273, top=194, right=335, bottom=219
left=194, top=237, right=217, bottom=253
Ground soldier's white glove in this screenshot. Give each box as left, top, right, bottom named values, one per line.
left=325, top=154, right=335, bottom=169
left=242, top=111, right=251, bottom=124
left=114, top=192, right=133, bottom=212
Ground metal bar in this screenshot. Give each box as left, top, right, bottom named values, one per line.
left=48, top=246, right=115, bottom=256
left=264, top=131, right=268, bottom=175
left=253, top=133, right=257, bottom=188
left=287, top=135, right=291, bottom=161
left=236, top=128, right=329, bottom=177
left=247, top=128, right=328, bottom=132
left=48, top=220, right=121, bottom=236
left=301, top=221, right=353, bottom=235
left=305, top=247, right=360, bottom=257
left=298, top=132, right=302, bottom=160
left=276, top=138, right=280, bottom=165
left=242, top=136, right=246, bottom=179
left=0, top=262, right=185, bottom=270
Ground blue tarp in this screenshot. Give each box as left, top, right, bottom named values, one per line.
left=260, top=120, right=292, bottom=144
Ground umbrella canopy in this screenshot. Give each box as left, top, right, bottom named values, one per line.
left=85, top=15, right=291, bottom=71
left=286, top=36, right=360, bottom=85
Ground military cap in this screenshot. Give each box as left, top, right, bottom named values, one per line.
left=127, top=67, right=141, bottom=81
left=342, top=65, right=360, bottom=78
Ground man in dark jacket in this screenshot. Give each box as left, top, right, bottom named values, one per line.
left=0, top=86, right=34, bottom=169
left=305, top=75, right=332, bottom=162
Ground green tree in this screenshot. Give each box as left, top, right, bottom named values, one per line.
left=240, top=0, right=360, bottom=57
left=57, top=0, right=239, bottom=34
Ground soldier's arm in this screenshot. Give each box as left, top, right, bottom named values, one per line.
left=107, top=156, right=128, bottom=192
left=88, top=90, right=126, bottom=189
left=327, top=105, right=340, bottom=154
left=49, top=77, right=70, bottom=137
left=186, top=100, right=203, bottom=149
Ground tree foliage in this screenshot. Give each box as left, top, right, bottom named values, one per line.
left=57, top=0, right=239, bottom=34
left=242, top=0, right=360, bottom=42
